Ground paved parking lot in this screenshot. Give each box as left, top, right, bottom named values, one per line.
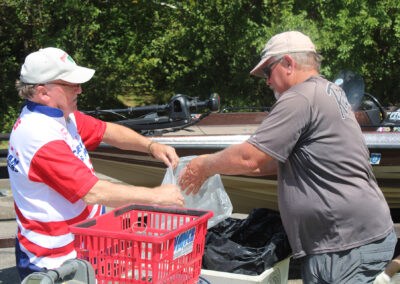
left=0, top=178, right=19, bottom=284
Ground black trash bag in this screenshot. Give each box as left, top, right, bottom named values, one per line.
left=202, top=208, right=292, bottom=275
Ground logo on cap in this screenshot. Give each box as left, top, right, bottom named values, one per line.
left=60, top=53, right=75, bottom=64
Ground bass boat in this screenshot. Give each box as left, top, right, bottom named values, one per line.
left=87, top=71, right=400, bottom=212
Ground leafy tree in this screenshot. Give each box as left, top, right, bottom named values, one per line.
left=1, top=0, right=400, bottom=133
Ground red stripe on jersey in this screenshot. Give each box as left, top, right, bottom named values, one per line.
left=74, top=111, right=106, bottom=150
left=28, top=140, right=98, bottom=203
left=14, top=202, right=99, bottom=236
left=17, top=228, right=75, bottom=258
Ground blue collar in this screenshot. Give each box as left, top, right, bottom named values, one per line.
left=26, top=100, right=64, bottom=118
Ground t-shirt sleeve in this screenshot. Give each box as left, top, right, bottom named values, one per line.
left=28, top=140, right=99, bottom=203
left=247, top=92, right=311, bottom=163
left=74, top=111, right=106, bottom=150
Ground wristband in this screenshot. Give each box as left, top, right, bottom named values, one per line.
left=147, top=141, right=157, bottom=157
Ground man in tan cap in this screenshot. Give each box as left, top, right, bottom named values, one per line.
left=180, top=31, right=396, bottom=283
left=8, top=47, right=184, bottom=280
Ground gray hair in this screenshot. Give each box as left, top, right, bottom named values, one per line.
left=15, top=80, right=37, bottom=99
left=288, top=52, right=323, bottom=72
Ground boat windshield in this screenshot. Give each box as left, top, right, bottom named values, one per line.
left=333, top=70, right=365, bottom=111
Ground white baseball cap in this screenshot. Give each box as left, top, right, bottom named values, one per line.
left=250, top=31, right=317, bottom=78
left=20, top=47, right=95, bottom=84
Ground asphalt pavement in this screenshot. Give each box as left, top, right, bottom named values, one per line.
left=0, top=178, right=19, bottom=284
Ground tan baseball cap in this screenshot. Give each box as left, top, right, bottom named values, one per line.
left=250, top=31, right=317, bottom=78
left=20, top=47, right=95, bottom=84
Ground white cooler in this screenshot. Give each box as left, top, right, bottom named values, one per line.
left=198, top=256, right=290, bottom=284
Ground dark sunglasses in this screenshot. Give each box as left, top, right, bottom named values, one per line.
left=37, top=82, right=81, bottom=89
left=46, top=82, right=81, bottom=89
left=262, top=57, right=283, bottom=79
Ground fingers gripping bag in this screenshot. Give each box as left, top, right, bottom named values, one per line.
left=161, top=156, right=233, bottom=228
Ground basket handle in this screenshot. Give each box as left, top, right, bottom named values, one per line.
left=114, top=204, right=210, bottom=218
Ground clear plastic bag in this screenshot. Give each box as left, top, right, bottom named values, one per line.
left=161, top=155, right=233, bottom=228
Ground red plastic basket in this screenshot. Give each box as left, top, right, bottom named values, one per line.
left=69, top=204, right=213, bottom=284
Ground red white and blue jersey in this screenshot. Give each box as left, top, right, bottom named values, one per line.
left=7, top=100, right=107, bottom=269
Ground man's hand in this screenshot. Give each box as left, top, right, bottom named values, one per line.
left=102, top=123, right=180, bottom=168
left=150, top=142, right=179, bottom=169
left=178, top=155, right=211, bottom=195
left=153, top=184, right=185, bottom=207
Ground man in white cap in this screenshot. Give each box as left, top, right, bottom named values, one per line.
left=8, top=47, right=184, bottom=280
left=180, top=31, right=396, bottom=282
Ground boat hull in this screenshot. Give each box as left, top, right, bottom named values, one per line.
left=91, top=157, right=281, bottom=212
left=90, top=133, right=400, bottom=212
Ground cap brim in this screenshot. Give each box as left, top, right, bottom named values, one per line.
left=58, top=66, right=95, bottom=84
left=250, top=57, right=270, bottom=78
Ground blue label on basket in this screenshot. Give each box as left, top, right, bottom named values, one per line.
left=173, top=227, right=196, bottom=260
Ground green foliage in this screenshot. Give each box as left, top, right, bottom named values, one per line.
left=311, top=0, right=400, bottom=104
left=1, top=0, right=400, bottom=132
left=0, top=105, right=21, bottom=134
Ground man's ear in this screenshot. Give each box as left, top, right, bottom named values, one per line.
left=34, top=85, right=51, bottom=104
left=283, top=55, right=295, bottom=75
left=283, top=54, right=295, bottom=69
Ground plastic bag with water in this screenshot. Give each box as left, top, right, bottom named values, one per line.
left=161, top=155, right=233, bottom=229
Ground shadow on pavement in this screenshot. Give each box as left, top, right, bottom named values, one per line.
left=0, top=266, right=20, bottom=284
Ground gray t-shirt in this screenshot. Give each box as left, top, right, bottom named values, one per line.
left=247, top=75, right=393, bottom=258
